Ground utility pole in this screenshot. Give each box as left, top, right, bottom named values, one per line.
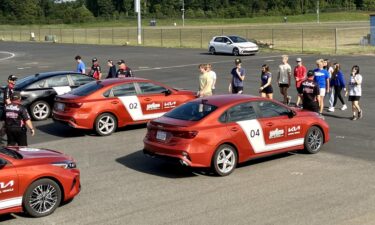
left=182, top=0, right=185, bottom=27
left=317, top=0, right=320, bottom=24
left=135, top=0, right=142, bottom=44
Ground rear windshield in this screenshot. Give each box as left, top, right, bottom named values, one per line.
left=164, top=102, right=217, bottom=121
left=70, top=81, right=103, bottom=96
left=15, top=76, right=37, bottom=90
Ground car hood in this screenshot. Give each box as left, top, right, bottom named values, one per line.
left=234, top=42, right=258, bottom=48
left=7, top=146, right=70, bottom=160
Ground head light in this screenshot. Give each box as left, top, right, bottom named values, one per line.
left=52, top=161, right=77, bottom=169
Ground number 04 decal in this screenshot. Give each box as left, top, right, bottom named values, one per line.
left=129, top=102, right=138, bottom=109
left=250, top=129, right=260, bottom=138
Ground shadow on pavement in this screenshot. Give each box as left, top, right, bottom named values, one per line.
left=116, top=150, right=199, bottom=178
left=237, top=152, right=294, bottom=169
left=36, top=122, right=87, bottom=138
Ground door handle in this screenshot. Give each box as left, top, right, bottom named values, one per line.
left=111, top=101, right=119, bottom=104
left=230, top=127, right=238, bottom=132
left=266, top=122, right=274, bottom=127
left=144, top=98, right=152, bottom=101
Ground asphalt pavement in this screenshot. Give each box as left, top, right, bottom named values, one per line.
left=0, top=42, right=374, bottom=225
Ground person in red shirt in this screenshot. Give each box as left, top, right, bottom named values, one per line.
left=293, top=58, right=307, bottom=107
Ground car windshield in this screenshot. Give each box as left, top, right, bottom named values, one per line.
left=228, top=36, right=248, bottom=43
left=164, top=102, right=217, bottom=121
left=15, top=75, right=37, bottom=90
left=70, top=81, right=103, bottom=96
left=0, top=147, right=22, bottom=159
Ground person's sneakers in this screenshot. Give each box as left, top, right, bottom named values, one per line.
left=351, top=115, right=357, bottom=121
left=358, top=110, right=363, bottom=119
left=341, top=105, right=347, bottom=111
left=287, top=96, right=292, bottom=105
left=328, top=107, right=335, bottom=112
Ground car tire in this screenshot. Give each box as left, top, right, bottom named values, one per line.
left=232, top=48, right=240, bottom=56
left=209, top=46, right=216, bottom=55
left=30, top=101, right=51, bottom=121
left=304, top=126, right=324, bottom=154
left=212, top=144, right=237, bottom=176
left=23, top=178, right=62, bottom=218
left=94, top=113, right=117, bottom=136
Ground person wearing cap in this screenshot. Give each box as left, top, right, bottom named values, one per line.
left=75, top=55, right=86, bottom=74
left=277, top=55, right=292, bottom=105
left=229, top=58, right=245, bottom=94
left=298, top=70, right=320, bottom=113
left=106, top=59, right=117, bottom=79
left=3, top=75, right=17, bottom=105
left=293, top=58, right=307, bottom=107
left=88, top=57, right=102, bottom=80
left=4, top=92, right=35, bottom=146
left=116, top=59, right=133, bottom=78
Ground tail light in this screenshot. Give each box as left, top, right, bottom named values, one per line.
left=65, top=102, right=82, bottom=108
left=172, top=131, right=198, bottom=139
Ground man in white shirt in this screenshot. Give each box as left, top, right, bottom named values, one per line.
left=207, top=64, right=217, bottom=94
left=277, top=55, right=292, bottom=105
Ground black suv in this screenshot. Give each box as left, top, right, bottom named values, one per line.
left=1, top=71, right=95, bottom=121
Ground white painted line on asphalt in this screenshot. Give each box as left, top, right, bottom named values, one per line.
left=133, top=54, right=305, bottom=72
left=17, top=67, right=32, bottom=70
left=0, top=51, right=15, bottom=61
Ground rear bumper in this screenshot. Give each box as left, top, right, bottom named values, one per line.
left=52, top=111, right=92, bottom=129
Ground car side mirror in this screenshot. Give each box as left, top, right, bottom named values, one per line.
left=288, top=110, right=296, bottom=118
left=163, top=89, right=172, bottom=96
left=226, top=41, right=231, bottom=45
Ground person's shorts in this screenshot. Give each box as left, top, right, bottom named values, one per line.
left=261, top=86, right=273, bottom=94
left=296, top=86, right=303, bottom=94
left=279, top=83, right=289, bottom=88
left=319, top=88, right=326, bottom=96
left=348, top=96, right=361, bottom=101
left=232, top=86, right=243, bottom=94
left=303, top=102, right=319, bottom=113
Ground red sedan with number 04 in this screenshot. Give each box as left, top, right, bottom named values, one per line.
left=143, top=95, right=330, bottom=176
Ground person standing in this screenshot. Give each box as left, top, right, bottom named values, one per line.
left=293, top=58, right=307, bottom=107
left=106, top=60, right=117, bottom=79
left=88, top=58, right=102, bottom=80
left=259, top=64, right=273, bottom=99
left=75, top=55, right=86, bottom=74
left=313, top=59, right=330, bottom=115
left=5, top=92, right=35, bottom=146
left=197, top=64, right=213, bottom=97
left=0, top=75, right=18, bottom=142
left=328, top=63, right=347, bottom=112
left=229, top=58, right=245, bottom=94
left=277, top=55, right=292, bottom=105
left=116, top=59, right=134, bottom=78
left=346, top=65, right=363, bottom=120
left=207, top=64, right=217, bottom=94
left=298, top=70, right=320, bottom=113
left=324, top=59, right=335, bottom=112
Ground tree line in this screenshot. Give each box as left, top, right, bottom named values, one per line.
left=0, top=0, right=374, bottom=24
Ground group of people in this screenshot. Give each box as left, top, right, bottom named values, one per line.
left=75, top=55, right=134, bottom=79
left=198, top=56, right=363, bottom=121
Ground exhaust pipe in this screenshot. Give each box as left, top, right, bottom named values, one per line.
left=179, top=159, right=189, bottom=166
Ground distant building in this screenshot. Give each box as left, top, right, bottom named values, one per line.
left=54, top=0, right=76, bottom=3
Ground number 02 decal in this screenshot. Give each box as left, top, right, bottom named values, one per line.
left=129, top=103, right=138, bottom=109
left=250, top=129, right=260, bottom=138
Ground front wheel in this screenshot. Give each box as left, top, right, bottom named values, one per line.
left=209, top=46, right=216, bottom=55
left=233, top=48, right=240, bottom=56
left=212, top=144, right=237, bottom=176
left=94, top=113, right=117, bottom=136
left=30, top=101, right=51, bottom=121
left=23, top=178, right=62, bottom=218
left=304, top=126, right=324, bottom=154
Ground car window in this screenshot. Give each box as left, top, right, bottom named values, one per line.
left=15, top=76, right=37, bottom=90
left=256, top=101, right=290, bottom=118
left=165, top=102, right=217, bottom=121
left=138, top=82, right=167, bottom=94
left=222, top=37, right=230, bottom=43
left=214, top=37, right=223, bottom=42
left=226, top=102, right=257, bottom=122
left=26, top=79, right=47, bottom=89
left=111, top=83, right=137, bottom=97
left=70, top=74, right=95, bottom=86
left=70, top=81, right=103, bottom=96
left=46, top=75, right=69, bottom=87
left=228, top=36, right=247, bottom=43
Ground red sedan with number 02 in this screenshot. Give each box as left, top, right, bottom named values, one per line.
left=52, top=78, right=196, bottom=136
left=0, top=147, right=80, bottom=217
left=143, top=95, right=330, bottom=176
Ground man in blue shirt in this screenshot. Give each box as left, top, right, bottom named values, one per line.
left=229, top=58, right=245, bottom=94
left=313, top=59, right=330, bottom=114
left=75, top=55, right=86, bottom=74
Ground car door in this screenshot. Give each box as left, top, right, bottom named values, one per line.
left=254, top=100, right=305, bottom=151
left=0, top=157, right=20, bottom=211
left=69, top=74, right=95, bottom=89
left=222, top=37, right=233, bottom=53
left=223, top=102, right=259, bottom=158
left=135, top=81, right=177, bottom=121
left=213, top=37, right=224, bottom=52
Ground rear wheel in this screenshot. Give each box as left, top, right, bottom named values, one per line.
left=304, top=126, right=323, bottom=154
left=209, top=46, right=216, bottom=55
left=30, top=101, right=51, bottom=121
left=233, top=48, right=240, bottom=56
left=212, top=144, right=237, bottom=176
left=23, top=178, right=62, bottom=218
left=94, top=113, right=117, bottom=136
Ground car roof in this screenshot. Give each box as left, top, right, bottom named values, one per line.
left=97, top=77, right=151, bottom=86
left=190, top=94, right=264, bottom=107
left=31, top=71, right=82, bottom=80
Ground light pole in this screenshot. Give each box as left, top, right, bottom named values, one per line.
left=181, top=0, right=185, bottom=27
left=135, top=0, right=142, bottom=44
left=317, top=0, right=320, bottom=24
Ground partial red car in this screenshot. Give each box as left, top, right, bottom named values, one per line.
left=53, top=78, right=196, bottom=136
left=144, top=95, right=330, bottom=176
left=0, top=146, right=80, bottom=217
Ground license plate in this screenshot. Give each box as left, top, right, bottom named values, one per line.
left=156, top=130, right=167, bottom=141
left=56, top=103, right=65, bottom=111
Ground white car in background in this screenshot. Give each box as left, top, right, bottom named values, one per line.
left=208, top=35, right=259, bottom=56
